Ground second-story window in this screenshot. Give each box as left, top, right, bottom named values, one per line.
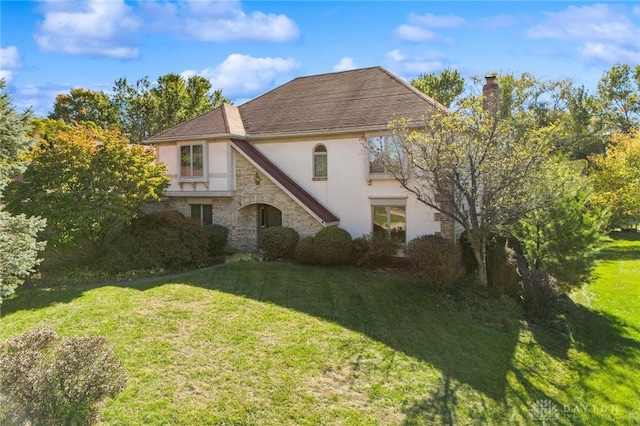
left=180, top=144, right=204, bottom=178
left=368, top=135, right=402, bottom=175
left=313, top=144, right=327, bottom=179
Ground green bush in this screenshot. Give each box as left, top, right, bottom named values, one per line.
left=98, top=211, right=209, bottom=272
left=203, top=224, right=229, bottom=257
left=521, top=269, right=562, bottom=322
left=314, top=227, right=353, bottom=266
left=353, top=233, right=398, bottom=267
left=407, top=234, right=464, bottom=291
left=0, top=329, right=126, bottom=426
left=295, top=236, right=317, bottom=265
left=258, top=226, right=299, bottom=260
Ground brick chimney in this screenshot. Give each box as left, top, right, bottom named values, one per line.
left=482, top=73, right=499, bottom=114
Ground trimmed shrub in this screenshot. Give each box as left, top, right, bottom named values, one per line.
left=98, top=211, right=209, bottom=272
left=314, top=227, right=353, bottom=266
left=203, top=224, right=229, bottom=257
left=353, top=232, right=399, bottom=267
left=521, top=269, right=562, bottom=322
left=258, top=226, right=299, bottom=260
left=407, top=234, right=464, bottom=291
left=295, top=236, right=317, bottom=265
left=0, top=329, right=126, bottom=426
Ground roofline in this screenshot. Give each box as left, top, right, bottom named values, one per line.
left=230, top=139, right=340, bottom=226
left=144, top=120, right=430, bottom=145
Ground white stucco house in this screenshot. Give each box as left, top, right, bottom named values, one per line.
left=144, top=66, right=452, bottom=251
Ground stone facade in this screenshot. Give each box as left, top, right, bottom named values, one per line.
left=149, top=152, right=324, bottom=251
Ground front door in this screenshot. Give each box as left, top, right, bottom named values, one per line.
left=258, top=204, right=282, bottom=230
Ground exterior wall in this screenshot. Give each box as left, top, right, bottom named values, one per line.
left=151, top=152, right=323, bottom=251
left=155, top=140, right=234, bottom=194
left=154, top=134, right=448, bottom=251
left=255, top=136, right=442, bottom=241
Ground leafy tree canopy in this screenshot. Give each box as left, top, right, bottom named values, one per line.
left=411, top=68, right=465, bottom=108
left=589, top=130, right=640, bottom=228
left=5, top=123, right=169, bottom=246
left=378, top=73, right=568, bottom=286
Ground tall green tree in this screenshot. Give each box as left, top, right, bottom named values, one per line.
left=5, top=124, right=169, bottom=246
left=0, top=80, right=46, bottom=304
left=49, top=88, right=120, bottom=130
left=589, top=130, right=640, bottom=228
left=113, top=73, right=231, bottom=143
left=374, top=73, right=564, bottom=286
left=515, top=160, right=609, bottom=286
left=595, top=64, right=640, bottom=135
left=411, top=68, right=465, bottom=108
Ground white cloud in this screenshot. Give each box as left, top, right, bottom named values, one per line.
left=395, top=13, right=466, bottom=42
left=394, top=25, right=437, bottom=42
left=408, top=13, right=466, bottom=29
left=143, top=0, right=300, bottom=42
left=13, top=82, right=74, bottom=116
left=333, top=57, right=358, bottom=72
left=384, top=49, right=444, bottom=77
left=0, top=46, right=22, bottom=82
left=34, top=0, right=141, bottom=58
left=189, top=54, right=300, bottom=98
left=526, top=4, right=640, bottom=64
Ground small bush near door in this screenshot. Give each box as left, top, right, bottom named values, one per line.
left=258, top=226, right=299, bottom=260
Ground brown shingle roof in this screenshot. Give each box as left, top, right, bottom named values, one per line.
left=231, top=139, right=340, bottom=225
left=238, top=66, right=439, bottom=135
left=145, top=66, right=440, bottom=143
left=145, top=103, right=245, bottom=143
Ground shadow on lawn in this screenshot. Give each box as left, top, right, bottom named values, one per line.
left=4, top=257, right=639, bottom=419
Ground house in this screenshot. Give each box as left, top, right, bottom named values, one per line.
left=144, top=66, right=451, bottom=251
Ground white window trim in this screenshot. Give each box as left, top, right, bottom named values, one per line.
left=313, top=143, right=328, bottom=180
left=366, top=134, right=403, bottom=179
left=178, top=141, right=208, bottom=182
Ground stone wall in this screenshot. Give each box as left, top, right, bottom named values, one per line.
left=148, top=153, right=324, bottom=251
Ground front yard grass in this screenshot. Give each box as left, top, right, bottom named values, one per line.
left=1, top=234, right=639, bottom=424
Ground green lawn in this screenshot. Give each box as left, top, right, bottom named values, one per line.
left=1, top=235, right=639, bottom=425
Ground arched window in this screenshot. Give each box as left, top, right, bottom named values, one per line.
left=313, top=144, right=327, bottom=179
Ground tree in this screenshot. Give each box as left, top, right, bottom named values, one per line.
left=515, top=160, right=609, bottom=286
left=374, top=73, right=562, bottom=286
left=595, top=64, right=640, bottom=135
left=49, top=88, right=120, bottom=130
left=411, top=68, right=465, bottom=108
left=0, top=80, right=46, bottom=305
left=5, top=123, right=169, bottom=246
left=589, top=130, right=640, bottom=228
left=114, top=73, right=231, bottom=143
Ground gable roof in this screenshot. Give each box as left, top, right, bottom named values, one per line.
left=145, top=66, right=440, bottom=143
left=231, top=139, right=339, bottom=226
left=146, top=103, right=245, bottom=143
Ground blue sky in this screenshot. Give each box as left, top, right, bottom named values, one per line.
left=1, top=1, right=639, bottom=117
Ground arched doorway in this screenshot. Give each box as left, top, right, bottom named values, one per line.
left=258, top=204, right=282, bottom=230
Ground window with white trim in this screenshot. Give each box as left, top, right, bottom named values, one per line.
left=313, top=144, right=327, bottom=179
left=371, top=198, right=406, bottom=243
left=180, top=144, right=204, bottom=178
left=368, top=135, right=402, bottom=175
